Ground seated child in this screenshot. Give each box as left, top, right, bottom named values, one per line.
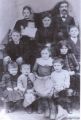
left=17, top=64, right=36, bottom=113
left=1, top=62, right=23, bottom=113
left=33, top=47, right=54, bottom=118
left=3, top=30, right=23, bottom=71
left=57, top=40, right=80, bottom=112
left=51, top=58, right=70, bottom=119
left=68, top=25, right=80, bottom=63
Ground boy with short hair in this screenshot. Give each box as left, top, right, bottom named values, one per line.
left=68, top=25, right=80, bottom=62
left=51, top=58, right=70, bottom=119
left=17, top=64, right=36, bottom=113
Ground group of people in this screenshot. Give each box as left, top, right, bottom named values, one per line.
left=0, top=1, right=80, bottom=120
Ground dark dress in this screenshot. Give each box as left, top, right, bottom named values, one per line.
left=14, top=18, right=37, bottom=66
left=2, top=73, right=23, bottom=102
left=14, top=19, right=32, bottom=32
left=20, top=36, right=37, bottom=66
left=35, top=27, right=56, bottom=57
left=54, top=14, right=75, bottom=40
left=68, top=37, right=80, bottom=62
left=5, top=41, right=22, bottom=61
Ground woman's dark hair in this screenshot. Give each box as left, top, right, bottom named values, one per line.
left=23, top=6, right=32, bottom=14
left=57, top=40, right=72, bottom=54
left=41, top=12, right=52, bottom=20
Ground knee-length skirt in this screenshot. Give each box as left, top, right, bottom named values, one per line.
left=34, top=76, right=54, bottom=98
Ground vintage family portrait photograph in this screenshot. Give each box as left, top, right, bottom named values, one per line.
left=0, top=0, right=80, bottom=120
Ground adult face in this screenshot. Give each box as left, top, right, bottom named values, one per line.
left=42, top=17, right=52, bottom=28
left=59, top=3, right=68, bottom=15
left=23, top=8, right=31, bottom=19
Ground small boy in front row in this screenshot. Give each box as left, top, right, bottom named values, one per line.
left=1, top=62, right=23, bottom=113
left=51, top=58, right=70, bottom=119
left=17, top=64, right=36, bottom=113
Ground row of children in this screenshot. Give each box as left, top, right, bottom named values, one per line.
left=0, top=39, right=80, bottom=119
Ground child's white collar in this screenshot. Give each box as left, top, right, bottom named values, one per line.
left=71, top=37, right=78, bottom=44
left=37, top=57, right=53, bottom=66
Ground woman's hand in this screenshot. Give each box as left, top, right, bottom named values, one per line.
left=14, top=87, right=18, bottom=91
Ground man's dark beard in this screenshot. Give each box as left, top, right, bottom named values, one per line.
left=62, top=9, right=68, bottom=15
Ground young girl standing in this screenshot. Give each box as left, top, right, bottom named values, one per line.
left=33, top=47, right=55, bottom=119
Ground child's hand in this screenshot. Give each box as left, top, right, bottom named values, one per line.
left=16, top=57, right=23, bottom=65
left=28, top=73, right=35, bottom=82
left=66, top=88, right=73, bottom=96
left=76, top=66, right=79, bottom=71
left=3, top=56, right=11, bottom=64
left=14, top=87, right=18, bottom=91
left=7, top=87, right=13, bottom=91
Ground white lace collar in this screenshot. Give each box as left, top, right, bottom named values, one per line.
left=37, top=57, right=53, bottom=66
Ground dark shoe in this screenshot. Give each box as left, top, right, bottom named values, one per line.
left=26, top=107, right=33, bottom=114
left=44, top=108, right=50, bottom=118
left=37, top=108, right=43, bottom=114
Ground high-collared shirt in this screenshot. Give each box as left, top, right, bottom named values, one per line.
left=71, top=37, right=78, bottom=44
left=60, top=14, right=68, bottom=22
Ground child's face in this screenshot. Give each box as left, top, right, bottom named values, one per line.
left=8, top=67, right=18, bottom=76
left=21, top=65, right=30, bottom=75
left=41, top=49, right=50, bottom=59
left=42, top=17, right=52, bottom=27
left=23, top=9, right=31, bottom=19
left=69, top=27, right=79, bottom=38
left=12, top=32, right=21, bottom=44
left=53, top=62, right=63, bottom=72
left=60, top=45, right=68, bottom=55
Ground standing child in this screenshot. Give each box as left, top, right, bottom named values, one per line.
left=33, top=47, right=54, bottom=119
left=68, top=25, right=80, bottom=62
left=51, top=58, right=70, bottom=119
left=1, top=62, right=23, bottom=113
left=17, top=64, right=36, bottom=113
left=3, top=30, right=23, bottom=71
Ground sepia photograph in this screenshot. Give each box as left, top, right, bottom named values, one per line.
left=0, top=0, right=80, bottom=120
